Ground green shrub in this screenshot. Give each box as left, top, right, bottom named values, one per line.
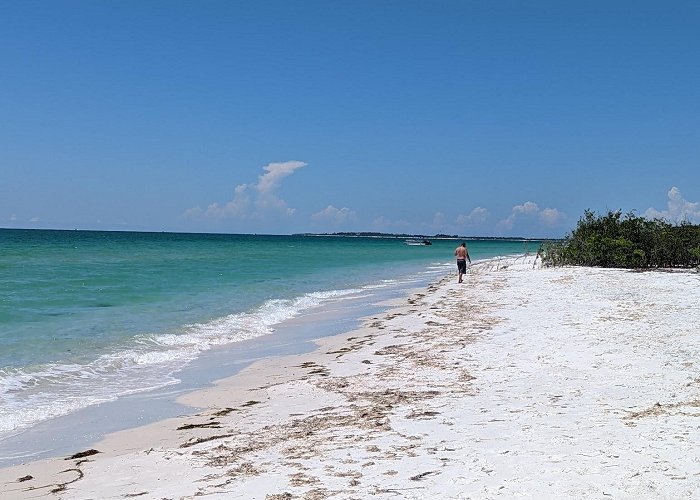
left=541, top=210, right=700, bottom=268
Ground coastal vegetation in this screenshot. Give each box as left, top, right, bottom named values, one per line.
left=295, top=232, right=462, bottom=238
left=295, top=232, right=543, bottom=241
left=542, top=210, right=700, bottom=269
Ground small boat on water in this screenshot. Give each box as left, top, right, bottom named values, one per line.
left=404, top=238, right=432, bottom=246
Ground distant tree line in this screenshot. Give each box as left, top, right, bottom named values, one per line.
left=541, top=210, right=700, bottom=269
left=323, top=232, right=462, bottom=238
left=297, top=232, right=544, bottom=241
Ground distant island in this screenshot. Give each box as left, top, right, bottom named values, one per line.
left=293, top=232, right=549, bottom=241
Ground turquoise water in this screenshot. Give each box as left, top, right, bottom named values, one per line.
left=0, top=229, right=540, bottom=440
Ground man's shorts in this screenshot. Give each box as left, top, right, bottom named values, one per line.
left=457, top=259, right=467, bottom=274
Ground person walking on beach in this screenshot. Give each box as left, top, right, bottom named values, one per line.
left=455, top=242, right=471, bottom=283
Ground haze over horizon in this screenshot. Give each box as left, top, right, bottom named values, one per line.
left=2, top=1, right=699, bottom=238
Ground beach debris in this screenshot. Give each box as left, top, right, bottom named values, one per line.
left=406, top=410, right=441, bottom=419
left=288, top=472, right=320, bottom=486
left=65, top=449, right=100, bottom=460
left=177, top=421, right=222, bottom=430
left=212, top=407, right=236, bottom=417
left=17, top=474, right=33, bottom=482
left=307, top=367, right=330, bottom=376
left=50, top=468, right=84, bottom=493
left=226, top=461, right=262, bottom=478
left=180, top=433, right=236, bottom=448
left=425, top=320, right=448, bottom=327
left=409, top=470, right=440, bottom=481
left=301, top=487, right=333, bottom=499
left=623, top=399, right=700, bottom=420
left=373, top=345, right=403, bottom=356
left=326, top=346, right=354, bottom=356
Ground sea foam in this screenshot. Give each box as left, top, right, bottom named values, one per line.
left=0, top=287, right=365, bottom=437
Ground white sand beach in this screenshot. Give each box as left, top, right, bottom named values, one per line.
left=2, top=256, right=700, bottom=499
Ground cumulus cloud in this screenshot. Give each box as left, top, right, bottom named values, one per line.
left=183, top=206, right=203, bottom=218
left=201, top=184, right=252, bottom=219
left=515, top=201, right=540, bottom=216
left=372, top=216, right=392, bottom=231
left=456, top=207, right=489, bottom=226
left=256, top=161, right=306, bottom=194
left=185, top=161, right=306, bottom=220
left=372, top=216, right=411, bottom=232
left=312, top=205, right=358, bottom=225
left=644, top=187, right=700, bottom=223
left=539, top=207, right=567, bottom=225
left=499, top=202, right=566, bottom=230
left=430, top=212, right=446, bottom=231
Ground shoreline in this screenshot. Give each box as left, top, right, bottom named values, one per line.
left=0, top=268, right=430, bottom=468
left=2, top=256, right=700, bottom=498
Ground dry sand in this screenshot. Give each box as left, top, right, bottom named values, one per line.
left=2, top=256, right=700, bottom=499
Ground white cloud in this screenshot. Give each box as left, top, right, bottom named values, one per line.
left=372, top=216, right=392, bottom=231
left=30, top=217, right=40, bottom=223
left=644, top=187, right=700, bottom=223
left=9, top=214, right=17, bottom=221
left=456, top=207, right=489, bottom=225
left=499, top=202, right=539, bottom=230
left=312, top=205, right=357, bottom=225
left=515, top=201, right=540, bottom=216
left=183, top=206, right=203, bottom=218
left=539, top=207, right=567, bottom=225
left=499, top=201, right=566, bottom=230
left=185, top=161, right=306, bottom=221
left=430, top=212, right=446, bottom=231
left=372, top=216, right=411, bottom=232
left=256, top=161, right=306, bottom=194
left=203, top=184, right=252, bottom=219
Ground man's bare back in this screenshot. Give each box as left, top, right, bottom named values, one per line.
left=455, top=246, right=467, bottom=260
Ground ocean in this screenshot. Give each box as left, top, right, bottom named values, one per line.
left=0, top=229, right=540, bottom=455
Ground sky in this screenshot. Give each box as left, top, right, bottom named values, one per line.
left=1, top=1, right=699, bottom=238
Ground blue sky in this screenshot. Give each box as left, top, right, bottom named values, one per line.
left=2, top=1, right=699, bottom=237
